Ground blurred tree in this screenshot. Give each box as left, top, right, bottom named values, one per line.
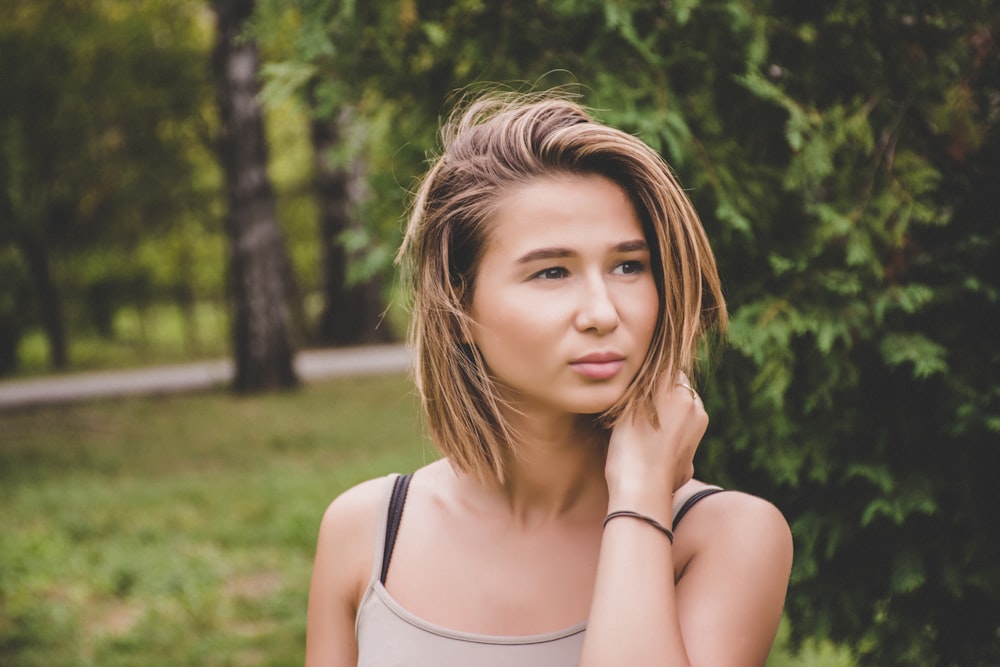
left=0, top=0, right=213, bottom=371
left=0, top=248, right=31, bottom=375
left=252, top=1, right=397, bottom=345
left=308, top=100, right=393, bottom=345
left=210, top=0, right=298, bottom=391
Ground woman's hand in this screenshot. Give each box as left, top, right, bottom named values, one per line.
left=605, top=371, right=708, bottom=512
left=590, top=373, right=793, bottom=667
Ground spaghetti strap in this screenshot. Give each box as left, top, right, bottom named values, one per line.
left=380, top=472, right=413, bottom=584
left=672, top=487, right=726, bottom=531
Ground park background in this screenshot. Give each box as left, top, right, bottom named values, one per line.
left=1, top=1, right=998, bottom=665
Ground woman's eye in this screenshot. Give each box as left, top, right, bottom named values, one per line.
left=534, top=267, right=569, bottom=280
left=613, top=260, right=645, bottom=275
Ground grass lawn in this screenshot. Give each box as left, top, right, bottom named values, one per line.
left=1, top=372, right=851, bottom=666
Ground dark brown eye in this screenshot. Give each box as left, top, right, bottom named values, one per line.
left=613, top=260, right=645, bottom=276
left=534, top=267, right=569, bottom=280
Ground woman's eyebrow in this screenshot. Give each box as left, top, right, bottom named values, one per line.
left=516, top=239, right=648, bottom=264
left=616, top=239, right=649, bottom=253
left=516, top=247, right=575, bottom=264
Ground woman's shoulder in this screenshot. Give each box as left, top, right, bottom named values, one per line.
left=317, top=462, right=447, bottom=550
left=320, top=461, right=448, bottom=529
left=677, top=480, right=793, bottom=563
left=306, top=474, right=409, bottom=664
left=669, top=485, right=792, bottom=663
left=325, top=474, right=397, bottom=514
left=313, top=475, right=398, bottom=598
left=320, top=475, right=393, bottom=552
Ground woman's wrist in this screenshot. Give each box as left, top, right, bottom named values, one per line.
left=606, top=480, right=674, bottom=522
left=603, top=510, right=675, bottom=543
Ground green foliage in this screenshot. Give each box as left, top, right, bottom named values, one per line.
left=2, top=0, right=214, bottom=242
left=0, top=0, right=220, bottom=370
left=688, top=4, right=1000, bottom=665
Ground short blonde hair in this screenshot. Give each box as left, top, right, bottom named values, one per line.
left=398, top=91, right=726, bottom=483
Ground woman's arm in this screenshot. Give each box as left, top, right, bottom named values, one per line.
left=674, top=492, right=792, bottom=665
left=304, top=478, right=384, bottom=667
left=581, top=379, right=792, bottom=666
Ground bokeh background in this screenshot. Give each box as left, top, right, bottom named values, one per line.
left=2, top=1, right=998, bottom=665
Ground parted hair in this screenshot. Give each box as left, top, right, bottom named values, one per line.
left=397, top=91, right=727, bottom=484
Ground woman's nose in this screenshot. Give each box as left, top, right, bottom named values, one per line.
left=574, top=276, right=620, bottom=334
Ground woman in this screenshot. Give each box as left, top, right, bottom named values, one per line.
left=305, top=92, right=793, bottom=666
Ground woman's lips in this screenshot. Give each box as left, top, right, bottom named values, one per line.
left=570, top=354, right=625, bottom=380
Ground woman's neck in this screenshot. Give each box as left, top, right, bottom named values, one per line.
left=455, top=412, right=609, bottom=524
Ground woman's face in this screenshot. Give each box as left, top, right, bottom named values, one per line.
left=468, top=173, right=659, bottom=419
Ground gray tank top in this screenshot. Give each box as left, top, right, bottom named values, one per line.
left=354, top=474, right=724, bottom=667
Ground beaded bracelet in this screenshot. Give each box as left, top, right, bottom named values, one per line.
left=604, top=510, right=674, bottom=544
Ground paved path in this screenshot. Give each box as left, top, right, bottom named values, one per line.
left=0, top=344, right=412, bottom=410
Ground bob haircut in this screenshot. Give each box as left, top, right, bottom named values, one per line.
left=397, top=91, right=727, bottom=484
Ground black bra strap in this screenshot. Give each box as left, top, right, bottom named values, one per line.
left=380, top=473, right=413, bottom=584
left=672, top=488, right=726, bottom=531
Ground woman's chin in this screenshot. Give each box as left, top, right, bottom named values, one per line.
left=569, top=396, right=621, bottom=417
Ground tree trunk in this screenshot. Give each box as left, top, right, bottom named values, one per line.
left=17, top=235, right=67, bottom=369
left=310, top=99, right=393, bottom=346
left=173, top=244, right=199, bottom=354
left=210, top=0, right=297, bottom=392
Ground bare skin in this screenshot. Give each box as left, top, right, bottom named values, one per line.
left=305, top=175, right=793, bottom=666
